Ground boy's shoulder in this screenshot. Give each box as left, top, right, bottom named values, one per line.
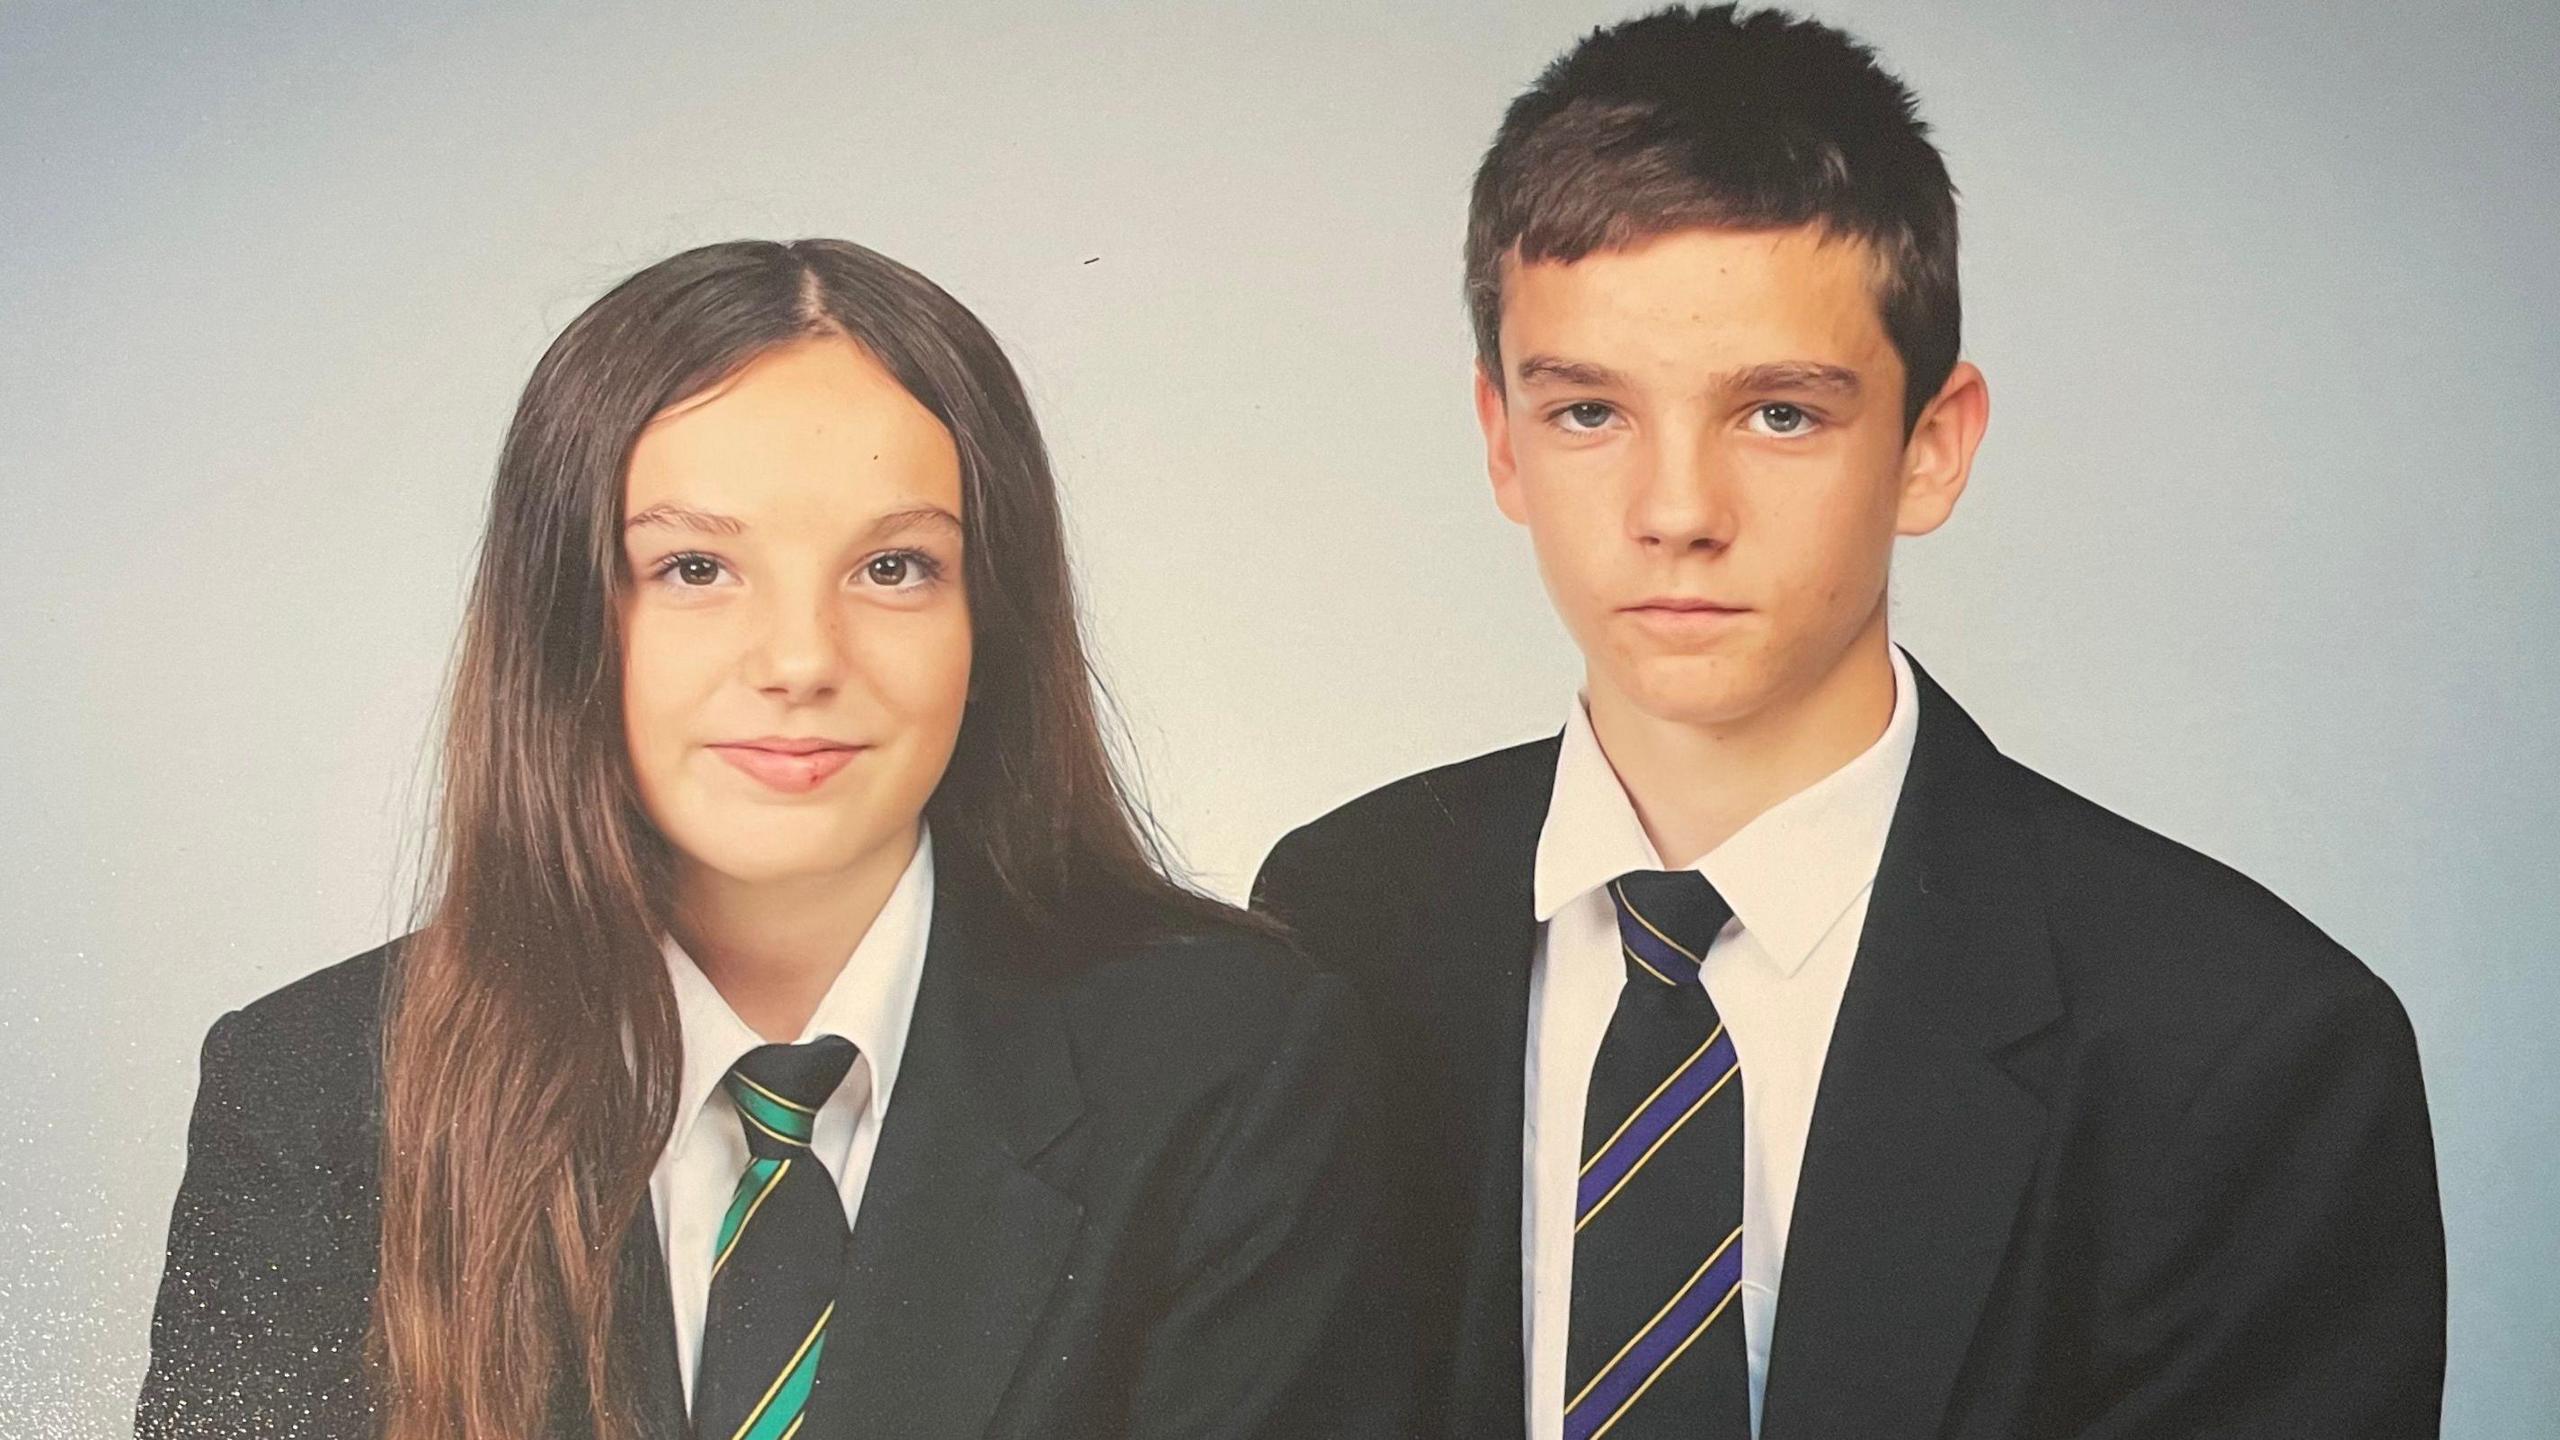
left=1259, top=734, right=1561, bottom=897
left=2007, top=758, right=2390, bottom=1034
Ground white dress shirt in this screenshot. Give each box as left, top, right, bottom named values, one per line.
left=648, top=827, right=935, bottom=1408
left=1523, top=645, right=1920, bottom=1439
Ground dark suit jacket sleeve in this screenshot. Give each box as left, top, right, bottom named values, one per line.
left=2075, top=974, right=2445, bottom=1439
left=137, top=1010, right=372, bottom=1440
left=1123, top=969, right=1415, bottom=1440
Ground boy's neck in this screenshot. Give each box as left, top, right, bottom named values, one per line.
left=1586, top=611, right=1897, bottom=868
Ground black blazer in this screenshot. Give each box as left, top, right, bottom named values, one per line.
left=1253, top=656, right=2445, bottom=1440
left=137, top=877, right=1410, bottom=1439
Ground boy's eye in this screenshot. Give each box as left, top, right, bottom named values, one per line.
left=1560, top=402, right=1616, bottom=431
left=1752, top=403, right=1815, bottom=436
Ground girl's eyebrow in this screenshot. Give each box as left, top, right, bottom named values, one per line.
left=624, top=503, right=745, bottom=537
left=864, top=505, right=962, bottom=542
left=624, top=503, right=960, bottom=541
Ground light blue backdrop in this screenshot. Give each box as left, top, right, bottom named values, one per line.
left=3, top=2, right=2551, bottom=1434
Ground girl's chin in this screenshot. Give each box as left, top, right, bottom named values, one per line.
left=665, top=828, right=912, bottom=893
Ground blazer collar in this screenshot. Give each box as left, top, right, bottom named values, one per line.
left=1758, top=656, right=2064, bottom=1440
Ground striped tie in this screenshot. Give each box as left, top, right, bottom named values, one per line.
left=694, top=1037, right=858, bottom=1440
left=1565, top=870, right=1750, bottom=1440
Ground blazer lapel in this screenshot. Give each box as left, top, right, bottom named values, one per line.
left=1422, top=740, right=1559, bottom=1440
left=808, top=879, right=1085, bottom=1437
left=1759, top=659, right=2063, bottom=1440
left=599, top=1193, right=688, bottom=1440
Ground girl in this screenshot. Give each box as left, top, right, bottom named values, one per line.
left=139, top=239, right=1402, bottom=1440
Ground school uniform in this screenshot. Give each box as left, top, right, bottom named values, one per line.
left=1253, top=647, right=2445, bottom=1440
left=138, top=828, right=1407, bottom=1439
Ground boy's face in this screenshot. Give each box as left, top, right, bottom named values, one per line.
left=1477, top=223, right=1980, bottom=733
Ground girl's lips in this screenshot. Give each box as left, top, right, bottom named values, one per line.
left=709, top=744, right=863, bottom=794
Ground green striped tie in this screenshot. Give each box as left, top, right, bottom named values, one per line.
left=693, top=1037, right=857, bottom=1440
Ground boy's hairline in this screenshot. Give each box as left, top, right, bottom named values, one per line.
left=1471, top=222, right=1902, bottom=392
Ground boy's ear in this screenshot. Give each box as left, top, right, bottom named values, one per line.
left=1476, top=362, right=1529, bottom=525
left=1896, top=360, right=1988, bottom=538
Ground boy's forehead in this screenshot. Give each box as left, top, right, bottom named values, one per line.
left=1498, top=223, right=1892, bottom=374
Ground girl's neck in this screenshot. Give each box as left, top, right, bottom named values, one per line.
left=668, top=826, right=921, bottom=1042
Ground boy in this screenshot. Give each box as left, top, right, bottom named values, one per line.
left=1254, top=8, right=2445, bottom=1438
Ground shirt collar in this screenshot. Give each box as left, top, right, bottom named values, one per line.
left=661, top=825, right=936, bottom=1159
left=1533, top=644, right=1921, bottom=977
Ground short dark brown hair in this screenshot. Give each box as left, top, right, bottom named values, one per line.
left=1465, top=4, right=1960, bottom=432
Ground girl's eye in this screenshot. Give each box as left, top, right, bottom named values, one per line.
left=863, top=551, right=940, bottom=589
left=1750, top=403, right=1817, bottom=437
left=1556, top=401, right=1619, bottom=433
left=650, top=552, right=731, bottom=587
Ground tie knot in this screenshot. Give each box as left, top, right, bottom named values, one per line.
left=724, top=1036, right=857, bottom=1155
left=1607, top=870, right=1733, bottom=988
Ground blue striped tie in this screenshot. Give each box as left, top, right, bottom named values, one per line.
left=1565, top=870, right=1750, bottom=1440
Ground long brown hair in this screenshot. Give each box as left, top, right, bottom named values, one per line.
left=372, top=239, right=1242, bottom=1440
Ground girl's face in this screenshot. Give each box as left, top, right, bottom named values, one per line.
left=619, top=335, right=971, bottom=896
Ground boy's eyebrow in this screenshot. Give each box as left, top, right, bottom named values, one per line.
left=624, top=503, right=744, bottom=536
left=1725, top=361, right=1863, bottom=396
left=1513, top=356, right=1864, bottom=397
left=1515, top=355, right=1631, bottom=389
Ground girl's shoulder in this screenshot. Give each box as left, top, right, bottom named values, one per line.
left=191, top=937, right=402, bottom=1154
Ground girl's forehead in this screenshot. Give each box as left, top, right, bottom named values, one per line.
left=626, top=340, right=961, bottom=529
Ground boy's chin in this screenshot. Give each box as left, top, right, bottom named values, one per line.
left=1606, top=658, right=1780, bottom=731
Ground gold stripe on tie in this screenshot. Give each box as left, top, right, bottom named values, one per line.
left=1622, top=943, right=1682, bottom=988
left=711, top=1159, right=794, bottom=1279
left=1566, top=1226, right=1744, bottom=1413
left=1575, top=1062, right=1740, bottom=1233
left=727, top=1300, right=833, bottom=1440
left=735, top=1070, right=820, bottom=1116
left=1580, top=1026, right=1724, bottom=1176
left=737, top=1107, right=809, bottom=1150
left=1590, top=1280, right=1745, bottom=1440
left=1610, top=880, right=1710, bottom=967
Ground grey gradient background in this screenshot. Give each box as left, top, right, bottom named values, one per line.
left=4, top=1, right=2554, bottom=1434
